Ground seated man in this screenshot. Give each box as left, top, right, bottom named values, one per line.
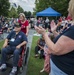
left=0, top=22, right=27, bottom=75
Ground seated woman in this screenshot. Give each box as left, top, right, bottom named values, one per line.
left=35, top=36, right=45, bottom=59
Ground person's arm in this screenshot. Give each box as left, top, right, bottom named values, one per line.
left=26, top=20, right=29, bottom=36
left=26, top=26, right=29, bottom=36
left=38, top=44, right=44, bottom=50
left=16, top=41, right=27, bottom=49
left=3, top=39, right=9, bottom=48
left=43, top=32, right=74, bottom=55
left=52, top=30, right=59, bottom=37
left=35, top=26, right=74, bottom=55
left=37, top=39, right=44, bottom=50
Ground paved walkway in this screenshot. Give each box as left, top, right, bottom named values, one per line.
left=0, top=29, right=35, bottom=75
left=20, top=29, right=35, bottom=75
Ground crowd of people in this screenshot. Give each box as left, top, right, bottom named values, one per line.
left=33, top=14, right=73, bottom=74
left=35, top=0, right=74, bottom=75
left=0, top=16, right=18, bottom=34
left=0, top=0, right=74, bottom=75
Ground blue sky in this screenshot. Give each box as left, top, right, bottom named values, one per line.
left=9, top=0, right=35, bottom=12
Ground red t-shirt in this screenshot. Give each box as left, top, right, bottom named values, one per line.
left=66, top=16, right=72, bottom=21
left=59, top=18, right=62, bottom=22
left=18, top=20, right=29, bottom=34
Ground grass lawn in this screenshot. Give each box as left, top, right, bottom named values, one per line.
left=27, top=36, right=48, bottom=75
left=0, top=40, right=4, bottom=58
left=0, top=40, right=4, bottom=50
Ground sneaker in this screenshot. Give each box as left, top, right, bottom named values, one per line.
left=40, top=68, right=44, bottom=73
left=35, top=54, right=39, bottom=58
left=0, top=64, right=7, bottom=71
left=9, top=67, right=17, bottom=75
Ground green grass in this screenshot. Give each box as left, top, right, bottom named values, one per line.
left=27, top=36, right=48, bottom=75
left=0, top=40, right=4, bottom=50
left=0, top=40, right=4, bottom=58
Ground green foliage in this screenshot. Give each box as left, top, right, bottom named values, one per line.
left=34, top=0, right=51, bottom=12
left=9, top=5, right=32, bottom=18
left=17, top=5, right=24, bottom=14
left=0, top=0, right=10, bottom=16
left=0, top=40, right=4, bottom=49
left=24, top=11, right=32, bottom=17
left=0, top=0, right=32, bottom=18
left=8, top=7, right=18, bottom=18
left=9, top=5, right=24, bottom=18
left=50, top=0, right=70, bottom=16
left=24, top=11, right=27, bottom=16
left=27, top=11, right=32, bottom=17
left=34, top=0, right=70, bottom=16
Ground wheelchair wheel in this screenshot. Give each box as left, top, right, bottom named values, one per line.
left=17, top=47, right=29, bottom=74
left=0, top=49, right=1, bottom=54
left=17, top=66, right=23, bottom=74
left=24, top=47, right=29, bottom=65
left=19, top=66, right=23, bottom=73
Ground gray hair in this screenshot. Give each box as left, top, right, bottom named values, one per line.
left=68, top=0, right=74, bottom=20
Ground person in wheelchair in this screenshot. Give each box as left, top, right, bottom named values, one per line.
left=0, top=22, right=27, bottom=75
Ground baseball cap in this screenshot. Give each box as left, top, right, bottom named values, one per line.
left=14, top=23, right=21, bottom=27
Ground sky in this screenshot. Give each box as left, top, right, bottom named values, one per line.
left=9, top=0, right=35, bottom=12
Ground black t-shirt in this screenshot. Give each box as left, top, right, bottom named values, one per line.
left=51, top=25, right=74, bottom=75
left=39, top=38, right=45, bottom=47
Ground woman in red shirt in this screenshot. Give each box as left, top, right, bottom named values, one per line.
left=18, top=13, right=29, bottom=36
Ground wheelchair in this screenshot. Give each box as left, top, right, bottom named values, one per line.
left=0, top=45, right=29, bottom=75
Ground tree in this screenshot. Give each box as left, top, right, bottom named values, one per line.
left=17, top=5, right=24, bottom=15
left=24, top=11, right=28, bottom=17
left=34, top=0, right=70, bottom=16
left=24, top=11, right=32, bottom=18
left=50, top=0, right=70, bottom=16
left=9, top=7, right=18, bottom=18
left=34, top=0, right=51, bottom=12
left=0, top=0, right=10, bottom=16
left=27, top=11, right=32, bottom=17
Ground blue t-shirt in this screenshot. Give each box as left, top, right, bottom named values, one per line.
left=51, top=25, right=74, bottom=75
left=7, top=31, right=27, bottom=47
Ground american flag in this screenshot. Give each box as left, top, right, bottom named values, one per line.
left=13, top=3, right=17, bottom=7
